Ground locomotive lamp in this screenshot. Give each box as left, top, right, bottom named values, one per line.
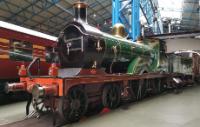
left=48, top=63, right=58, bottom=77
left=18, top=64, right=27, bottom=77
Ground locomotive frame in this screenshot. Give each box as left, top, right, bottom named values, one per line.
left=12, top=64, right=190, bottom=124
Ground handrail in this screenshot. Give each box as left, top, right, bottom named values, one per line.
left=27, top=57, right=40, bottom=78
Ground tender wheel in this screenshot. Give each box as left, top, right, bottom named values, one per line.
left=58, top=87, right=88, bottom=123
left=148, top=79, right=158, bottom=94
left=32, top=97, right=50, bottom=114
left=102, top=84, right=121, bottom=109
left=154, top=78, right=165, bottom=94
left=131, top=80, right=147, bottom=100
left=130, top=80, right=139, bottom=100
left=139, top=79, right=148, bottom=99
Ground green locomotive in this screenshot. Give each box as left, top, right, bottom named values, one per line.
left=6, top=2, right=166, bottom=124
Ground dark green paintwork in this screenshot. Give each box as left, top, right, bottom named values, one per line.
left=102, top=33, right=160, bottom=74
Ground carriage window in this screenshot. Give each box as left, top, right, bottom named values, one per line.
left=10, top=40, right=33, bottom=61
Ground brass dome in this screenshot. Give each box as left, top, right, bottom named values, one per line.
left=112, top=23, right=126, bottom=38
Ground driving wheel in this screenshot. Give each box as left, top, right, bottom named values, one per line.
left=102, top=84, right=121, bottom=109
left=58, top=87, right=88, bottom=123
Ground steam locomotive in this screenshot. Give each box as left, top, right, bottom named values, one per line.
left=6, top=2, right=168, bottom=123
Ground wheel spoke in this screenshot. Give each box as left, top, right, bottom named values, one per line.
left=75, top=110, right=80, bottom=117
left=77, top=91, right=82, bottom=99
left=36, top=101, right=43, bottom=105
left=110, top=100, right=113, bottom=108
left=69, top=106, right=77, bottom=119
left=31, top=97, right=49, bottom=114
left=40, top=104, right=44, bottom=111
left=71, top=90, right=76, bottom=99
left=102, top=85, right=120, bottom=109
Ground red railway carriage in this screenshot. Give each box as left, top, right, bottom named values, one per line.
left=0, top=21, right=57, bottom=94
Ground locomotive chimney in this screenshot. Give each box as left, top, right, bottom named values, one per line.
left=73, top=2, right=88, bottom=23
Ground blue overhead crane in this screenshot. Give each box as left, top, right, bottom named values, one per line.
left=112, top=0, right=162, bottom=41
